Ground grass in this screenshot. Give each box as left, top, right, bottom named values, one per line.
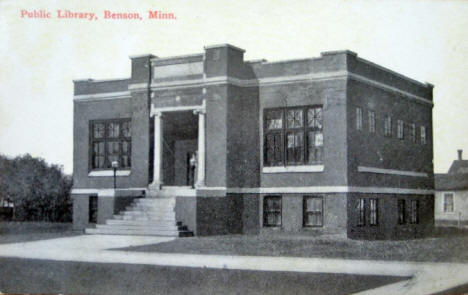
left=0, top=221, right=79, bottom=244
left=0, top=257, right=408, bottom=295
left=119, top=230, right=468, bottom=263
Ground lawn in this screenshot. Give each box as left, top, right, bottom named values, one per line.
left=0, top=222, right=79, bottom=244
left=0, top=257, right=407, bottom=295
left=119, top=229, right=468, bottom=263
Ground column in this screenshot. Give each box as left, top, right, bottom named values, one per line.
left=149, top=109, right=163, bottom=191
left=194, top=109, right=206, bottom=188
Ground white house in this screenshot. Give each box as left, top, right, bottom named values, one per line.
left=435, top=150, right=468, bottom=227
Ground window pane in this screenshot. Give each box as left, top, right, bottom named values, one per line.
left=410, top=200, right=418, bottom=224
left=370, top=199, right=378, bottom=225
left=397, top=120, right=404, bottom=139
left=357, top=199, right=365, bottom=226
left=121, top=150, right=131, bottom=168
left=444, top=194, right=454, bottom=212
left=307, top=107, right=323, bottom=129
left=93, top=123, right=105, bottom=138
left=398, top=199, right=406, bottom=224
left=286, top=132, right=303, bottom=164
left=266, top=110, right=283, bottom=130
left=286, top=109, right=303, bottom=128
left=93, top=142, right=105, bottom=155
left=107, top=123, right=120, bottom=138
left=122, top=121, right=131, bottom=137
left=384, top=116, right=392, bottom=136
left=356, top=108, right=362, bottom=130
left=420, top=126, right=427, bottom=144
left=107, top=141, right=120, bottom=154
left=265, top=133, right=282, bottom=166
left=122, top=141, right=130, bottom=154
left=410, top=123, right=416, bottom=142
left=307, top=131, right=323, bottom=164
left=368, top=111, right=375, bottom=133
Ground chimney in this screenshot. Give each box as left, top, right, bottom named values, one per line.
left=458, top=149, right=463, bottom=160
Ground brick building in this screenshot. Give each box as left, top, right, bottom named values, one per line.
left=72, top=44, right=435, bottom=239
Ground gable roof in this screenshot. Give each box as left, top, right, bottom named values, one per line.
left=447, top=160, right=468, bottom=174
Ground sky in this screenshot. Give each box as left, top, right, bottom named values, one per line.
left=0, top=0, right=467, bottom=175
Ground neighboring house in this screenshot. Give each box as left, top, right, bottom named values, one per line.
left=72, top=44, right=435, bottom=239
left=435, top=150, right=468, bottom=227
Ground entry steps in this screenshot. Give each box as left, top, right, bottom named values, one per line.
left=85, top=197, right=193, bottom=237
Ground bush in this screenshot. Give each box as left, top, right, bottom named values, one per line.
left=0, top=154, right=72, bottom=222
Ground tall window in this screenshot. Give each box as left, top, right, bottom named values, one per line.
left=90, top=119, right=131, bottom=169
left=303, top=196, right=323, bottom=227
left=264, top=106, right=323, bottom=167
left=357, top=198, right=365, bottom=226
left=409, top=123, right=416, bottom=143
left=420, top=126, right=427, bottom=144
left=384, top=116, right=392, bottom=136
left=368, top=111, right=375, bottom=134
left=444, top=193, right=454, bottom=212
left=397, top=120, right=404, bottom=139
left=89, top=196, right=98, bottom=224
left=286, top=108, right=304, bottom=164
left=398, top=199, right=406, bottom=224
left=263, top=196, right=282, bottom=227
left=369, top=199, right=378, bottom=226
left=356, top=107, right=363, bottom=131
left=410, top=200, right=418, bottom=224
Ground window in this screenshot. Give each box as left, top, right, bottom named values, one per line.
left=369, top=199, right=378, bottom=226
left=263, top=196, right=282, bottom=227
left=90, top=119, right=131, bottom=170
left=304, top=196, right=323, bottom=227
left=357, top=198, right=365, bottom=226
left=444, top=193, right=454, bottom=212
left=384, top=116, right=392, bottom=136
left=89, top=196, right=98, bottom=224
left=264, top=106, right=323, bottom=167
left=397, top=120, right=404, bottom=139
left=410, top=200, right=418, bottom=224
left=356, top=107, right=363, bottom=131
left=420, top=126, right=427, bottom=144
left=368, top=111, right=375, bottom=133
left=398, top=199, right=406, bottom=224
left=409, top=123, right=416, bottom=143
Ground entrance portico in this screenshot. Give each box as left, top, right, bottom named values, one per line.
left=148, top=99, right=206, bottom=196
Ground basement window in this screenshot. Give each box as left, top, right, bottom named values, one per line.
left=263, top=196, right=282, bottom=227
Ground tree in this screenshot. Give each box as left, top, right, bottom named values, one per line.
left=0, top=154, right=72, bottom=222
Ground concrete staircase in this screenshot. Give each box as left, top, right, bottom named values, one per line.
left=85, top=197, right=193, bottom=237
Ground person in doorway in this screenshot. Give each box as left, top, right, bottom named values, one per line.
left=189, top=151, right=198, bottom=188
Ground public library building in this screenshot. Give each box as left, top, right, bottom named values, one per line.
left=72, top=44, right=435, bottom=239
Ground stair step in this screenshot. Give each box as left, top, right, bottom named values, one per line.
left=119, top=216, right=176, bottom=221
left=137, top=198, right=176, bottom=204
left=121, top=213, right=176, bottom=218
left=127, top=209, right=175, bottom=213
left=85, top=228, right=193, bottom=237
left=106, top=220, right=182, bottom=226
left=96, top=224, right=186, bottom=231
left=125, top=205, right=175, bottom=211
left=86, top=197, right=192, bottom=238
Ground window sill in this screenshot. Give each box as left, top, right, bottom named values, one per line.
left=88, top=170, right=131, bottom=177
left=262, top=165, right=324, bottom=173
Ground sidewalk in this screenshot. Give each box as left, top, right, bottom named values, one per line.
left=0, top=235, right=467, bottom=294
